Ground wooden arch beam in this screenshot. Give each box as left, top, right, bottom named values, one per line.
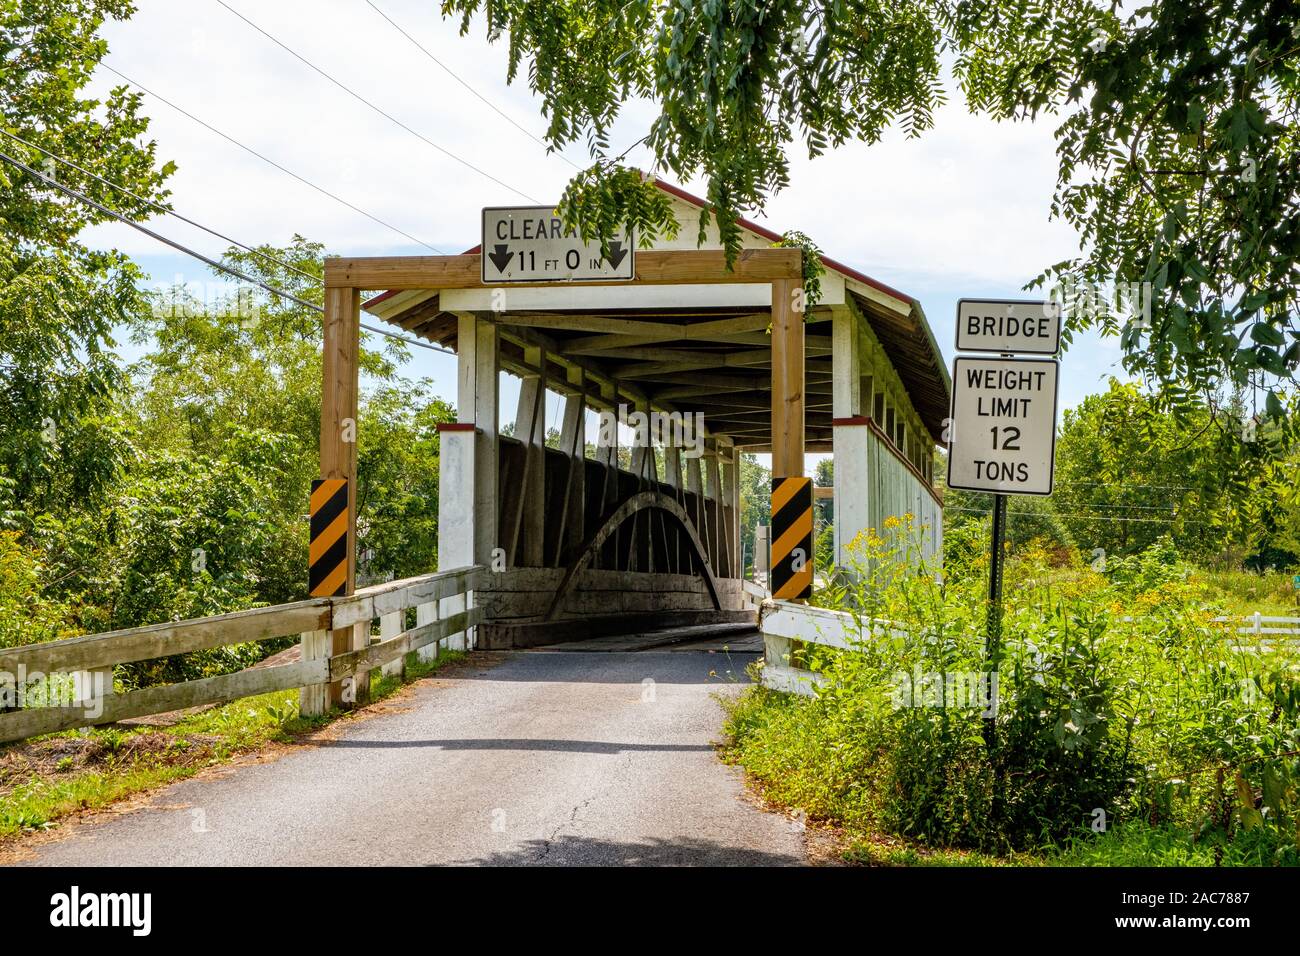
left=543, top=490, right=721, bottom=622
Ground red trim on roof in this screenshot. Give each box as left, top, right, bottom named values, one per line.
left=362, top=289, right=398, bottom=310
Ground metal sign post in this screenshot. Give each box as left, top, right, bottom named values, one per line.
left=947, top=299, right=1062, bottom=748
left=986, top=492, right=1008, bottom=663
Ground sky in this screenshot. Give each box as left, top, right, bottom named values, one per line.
left=81, top=0, right=1135, bottom=439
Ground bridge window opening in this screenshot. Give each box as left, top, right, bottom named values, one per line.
left=498, top=370, right=522, bottom=436
left=543, top=388, right=564, bottom=449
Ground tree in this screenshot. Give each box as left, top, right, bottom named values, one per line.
left=0, top=0, right=173, bottom=515
left=1051, top=379, right=1291, bottom=564
left=737, top=452, right=770, bottom=574
left=444, top=0, right=1299, bottom=406
left=133, top=239, right=454, bottom=603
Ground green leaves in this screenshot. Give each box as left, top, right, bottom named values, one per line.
left=1, top=1, right=173, bottom=516
left=445, top=0, right=945, bottom=266
left=443, top=0, right=1299, bottom=407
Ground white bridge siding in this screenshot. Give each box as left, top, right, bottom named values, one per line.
left=831, top=296, right=944, bottom=571
left=864, top=424, right=943, bottom=564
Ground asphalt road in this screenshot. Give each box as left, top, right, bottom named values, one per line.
left=15, top=641, right=806, bottom=866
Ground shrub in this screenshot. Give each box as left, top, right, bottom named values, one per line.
left=727, top=526, right=1300, bottom=860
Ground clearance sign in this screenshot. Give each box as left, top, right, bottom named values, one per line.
left=946, top=299, right=1061, bottom=497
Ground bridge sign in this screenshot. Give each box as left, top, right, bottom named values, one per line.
left=946, top=355, right=1059, bottom=496
left=955, top=298, right=1060, bottom=355
left=481, top=206, right=634, bottom=283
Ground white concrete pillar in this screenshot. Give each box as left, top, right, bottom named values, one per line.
left=832, top=305, right=871, bottom=568
left=437, top=425, right=474, bottom=651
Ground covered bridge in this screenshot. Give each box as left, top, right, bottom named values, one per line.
left=324, top=180, right=950, bottom=650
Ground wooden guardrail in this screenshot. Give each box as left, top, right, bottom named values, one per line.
left=741, top=579, right=768, bottom=612
left=760, top=605, right=1300, bottom=696
left=1215, top=613, right=1300, bottom=636
left=759, top=600, right=908, bottom=696
left=0, top=565, right=484, bottom=746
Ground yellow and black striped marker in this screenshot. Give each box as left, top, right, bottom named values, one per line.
left=309, top=478, right=349, bottom=597
left=770, top=475, right=813, bottom=600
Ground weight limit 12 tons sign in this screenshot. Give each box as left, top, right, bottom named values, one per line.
left=947, top=357, right=1058, bottom=495
left=947, top=296, right=1061, bottom=497
left=481, top=206, right=635, bottom=283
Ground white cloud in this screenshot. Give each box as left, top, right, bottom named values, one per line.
left=77, top=0, right=1115, bottom=414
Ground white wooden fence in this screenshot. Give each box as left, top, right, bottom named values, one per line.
left=1216, top=613, right=1300, bottom=653
left=761, top=606, right=1300, bottom=696
left=0, top=565, right=484, bottom=745
left=1217, top=613, right=1300, bottom=635
left=760, top=600, right=906, bottom=696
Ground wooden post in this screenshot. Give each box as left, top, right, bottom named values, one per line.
left=556, top=368, right=586, bottom=566
left=723, top=443, right=740, bottom=579
left=685, top=453, right=704, bottom=572
left=663, top=443, right=683, bottom=574
left=510, top=345, right=546, bottom=568
left=770, top=275, right=810, bottom=600
left=416, top=602, right=439, bottom=662
left=771, top=278, right=804, bottom=479
left=72, top=666, right=113, bottom=729
left=380, top=610, right=404, bottom=678
left=309, top=285, right=362, bottom=713
left=704, top=447, right=723, bottom=575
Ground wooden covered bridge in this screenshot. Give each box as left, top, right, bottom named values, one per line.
left=0, top=181, right=949, bottom=740
left=340, top=182, right=949, bottom=648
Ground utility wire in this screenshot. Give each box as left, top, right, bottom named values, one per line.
left=0, top=126, right=317, bottom=283
left=0, top=147, right=454, bottom=355
left=947, top=506, right=1209, bottom=525
left=100, top=63, right=446, bottom=255
left=363, top=0, right=579, bottom=169
left=213, top=0, right=540, bottom=203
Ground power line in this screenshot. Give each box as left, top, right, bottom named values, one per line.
left=363, top=0, right=579, bottom=169
left=0, top=147, right=454, bottom=355
left=100, top=63, right=446, bottom=255
left=213, top=0, right=541, bottom=204
left=0, top=127, right=317, bottom=283
left=947, top=506, right=1213, bottom=525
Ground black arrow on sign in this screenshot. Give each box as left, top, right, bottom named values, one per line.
left=487, top=244, right=513, bottom=273
left=605, top=241, right=629, bottom=270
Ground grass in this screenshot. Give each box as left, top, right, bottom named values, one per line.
left=1052, top=822, right=1300, bottom=867
left=722, top=686, right=1300, bottom=867
left=0, top=649, right=464, bottom=842
left=1193, top=568, right=1300, bottom=617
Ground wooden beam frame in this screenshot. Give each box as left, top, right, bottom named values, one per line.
left=318, top=286, right=363, bottom=711
left=771, top=278, right=804, bottom=478
left=325, top=248, right=802, bottom=291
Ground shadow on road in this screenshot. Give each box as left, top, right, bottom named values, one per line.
left=448, top=649, right=760, bottom=685
left=317, top=737, right=717, bottom=754
left=452, top=833, right=803, bottom=866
